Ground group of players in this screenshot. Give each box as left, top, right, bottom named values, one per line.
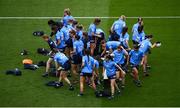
left=41, top=8, right=159, bottom=99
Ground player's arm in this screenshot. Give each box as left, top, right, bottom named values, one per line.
left=91, top=32, right=101, bottom=38
left=125, top=40, right=131, bottom=50
left=102, top=67, right=105, bottom=77
left=81, top=57, right=85, bottom=68
left=101, top=48, right=106, bottom=57
left=122, top=47, right=129, bottom=65
left=151, top=43, right=157, bottom=48
left=140, top=55, right=145, bottom=65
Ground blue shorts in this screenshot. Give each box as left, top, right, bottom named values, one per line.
left=71, top=53, right=82, bottom=64
left=65, top=38, right=73, bottom=48
left=88, top=36, right=95, bottom=43
left=107, top=74, right=116, bottom=79
left=116, top=63, right=126, bottom=71
left=80, top=72, right=92, bottom=77
left=130, top=63, right=139, bottom=69
left=61, top=61, right=71, bottom=71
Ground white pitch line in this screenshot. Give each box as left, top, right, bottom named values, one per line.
left=0, top=16, right=180, bottom=19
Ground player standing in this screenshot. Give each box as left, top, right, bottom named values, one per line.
left=78, top=49, right=96, bottom=96
left=139, top=35, right=157, bottom=76
left=110, top=15, right=126, bottom=40
left=88, top=18, right=101, bottom=56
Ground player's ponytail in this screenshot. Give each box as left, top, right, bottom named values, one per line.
left=84, top=49, right=90, bottom=62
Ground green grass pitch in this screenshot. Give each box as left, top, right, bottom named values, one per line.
left=0, top=0, right=180, bottom=107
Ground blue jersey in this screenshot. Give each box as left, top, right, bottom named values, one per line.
left=55, top=30, right=66, bottom=49
left=54, top=52, right=69, bottom=65
left=76, top=30, right=83, bottom=40
left=132, top=23, right=139, bottom=34
left=106, top=41, right=121, bottom=50
left=94, top=59, right=99, bottom=69
left=73, top=40, right=84, bottom=55
left=103, top=60, right=117, bottom=77
left=61, top=26, right=70, bottom=41
left=112, top=19, right=126, bottom=36
left=129, top=50, right=144, bottom=65
left=132, top=31, right=145, bottom=43
left=62, top=15, right=74, bottom=26
left=139, top=39, right=152, bottom=54
left=119, top=33, right=129, bottom=48
left=81, top=55, right=94, bottom=73
left=88, top=23, right=96, bottom=39
left=113, top=49, right=126, bottom=65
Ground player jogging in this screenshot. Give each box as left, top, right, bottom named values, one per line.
left=128, top=44, right=144, bottom=87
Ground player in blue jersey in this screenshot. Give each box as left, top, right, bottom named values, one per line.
left=110, top=15, right=126, bottom=41
left=76, top=24, right=83, bottom=40
left=71, top=34, right=84, bottom=83
left=103, top=54, right=125, bottom=99
left=132, top=17, right=143, bottom=34
left=128, top=44, right=144, bottom=87
left=88, top=18, right=101, bottom=56
left=53, top=24, right=67, bottom=52
left=41, top=35, right=57, bottom=77
left=119, top=27, right=130, bottom=50
left=78, top=49, right=96, bottom=96
left=113, top=45, right=128, bottom=88
left=101, top=41, right=121, bottom=56
left=132, top=25, right=145, bottom=44
left=139, top=35, right=157, bottom=76
left=62, top=8, right=74, bottom=26
left=53, top=50, right=74, bottom=90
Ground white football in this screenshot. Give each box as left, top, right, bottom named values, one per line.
left=156, top=43, right=161, bottom=47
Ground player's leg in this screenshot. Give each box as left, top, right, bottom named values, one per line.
left=120, top=69, right=126, bottom=88
left=42, top=57, right=53, bottom=77
left=90, top=75, right=96, bottom=91
left=62, top=70, right=74, bottom=90
left=71, top=54, right=80, bottom=83
left=109, top=79, right=116, bottom=99
left=143, top=55, right=150, bottom=76
left=90, top=43, right=96, bottom=56
left=78, top=75, right=85, bottom=96
left=132, top=67, right=141, bottom=87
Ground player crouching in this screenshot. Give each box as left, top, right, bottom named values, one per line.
left=53, top=49, right=74, bottom=91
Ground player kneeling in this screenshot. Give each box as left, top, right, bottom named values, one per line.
left=53, top=49, right=74, bottom=90
left=128, top=44, right=144, bottom=87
